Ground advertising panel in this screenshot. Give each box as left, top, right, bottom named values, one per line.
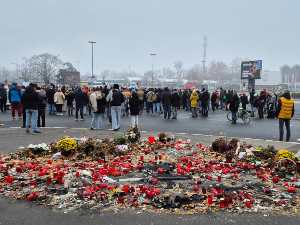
left=65, top=72, right=80, bottom=84
left=241, top=60, right=262, bottom=79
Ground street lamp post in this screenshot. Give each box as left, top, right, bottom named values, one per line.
left=150, top=54, right=156, bottom=87
left=88, top=41, right=96, bottom=79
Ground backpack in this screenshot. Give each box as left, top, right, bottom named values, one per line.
left=152, top=93, right=157, bottom=102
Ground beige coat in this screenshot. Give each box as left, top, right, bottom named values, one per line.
left=54, top=91, right=65, bottom=104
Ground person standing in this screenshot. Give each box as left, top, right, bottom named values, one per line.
left=46, top=85, right=56, bottom=115
left=106, top=84, right=125, bottom=130
left=240, top=93, right=248, bottom=110
left=219, top=88, right=224, bottom=109
left=275, top=89, right=294, bottom=142
left=200, top=89, right=209, bottom=117
left=210, top=90, right=217, bottom=112
left=102, top=86, right=110, bottom=118
left=230, top=92, right=239, bottom=124
left=36, top=87, right=47, bottom=127
left=90, top=88, right=106, bottom=130
left=186, top=90, right=191, bottom=111
left=129, top=91, right=140, bottom=127
left=225, top=90, right=232, bottom=111
left=249, top=89, right=255, bottom=117
left=190, top=90, right=199, bottom=117
left=0, top=82, right=7, bottom=112
left=171, top=89, right=180, bottom=119
left=152, top=90, right=160, bottom=116
left=8, top=82, right=23, bottom=120
left=137, top=88, right=144, bottom=115
left=54, top=88, right=65, bottom=116
left=181, top=90, right=187, bottom=110
left=161, top=87, right=172, bottom=120
left=258, top=90, right=266, bottom=118
left=146, top=88, right=154, bottom=115
left=22, top=83, right=41, bottom=134
left=74, top=87, right=86, bottom=121
left=252, top=93, right=259, bottom=119
left=65, top=88, right=74, bottom=116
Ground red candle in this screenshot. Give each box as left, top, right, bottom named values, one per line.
left=264, top=188, right=271, bottom=194
left=140, top=155, right=144, bottom=161
left=53, top=172, right=57, bottom=179
left=118, top=196, right=124, bottom=203
left=76, top=172, right=80, bottom=177
left=57, top=175, right=63, bottom=184
left=218, top=176, right=222, bottom=182
left=46, top=177, right=52, bottom=184
left=220, top=198, right=225, bottom=207
left=194, top=185, right=199, bottom=191
left=245, top=200, right=251, bottom=208
left=202, top=187, right=206, bottom=194
left=287, top=187, right=297, bottom=193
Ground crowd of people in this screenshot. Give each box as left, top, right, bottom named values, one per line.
left=0, top=82, right=295, bottom=141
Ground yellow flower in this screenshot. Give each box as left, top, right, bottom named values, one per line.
left=57, top=138, right=77, bottom=151
left=277, top=150, right=295, bottom=159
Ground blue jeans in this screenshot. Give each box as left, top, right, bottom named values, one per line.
left=220, top=100, right=223, bottom=109
left=75, top=104, right=84, bottom=119
left=91, top=112, right=104, bottom=129
left=111, top=106, right=121, bottom=129
left=48, top=104, right=55, bottom=113
left=250, top=103, right=254, bottom=116
left=232, top=111, right=237, bottom=122
left=187, top=100, right=191, bottom=110
left=153, top=103, right=160, bottom=114
left=163, top=106, right=171, bottom=119
left=26, top=109, right=38, bottom=132
left=87, top=105, right=92, bottom=115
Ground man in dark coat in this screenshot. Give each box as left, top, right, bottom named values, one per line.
left=225, top=90, right=233, bottom=111
left=161, top=87, right=172, bottom=120
left=171, top=89, right=180, bottom=119
left=230, top=92, right=239, bottom=124
left=129, top=91, right=140, bottom=127
left=46, top=85, right=56, bottom=115
left=211, top=91, right=217, bottom=112
left=74, top=87, right=86, bottom=121
left=181, top=90, right=187, bottom=109
left=22, top=83, right=41, bottom=134
left=200, top=89, right=209, bottom=117
left=0, top=83, right=7, bottom=112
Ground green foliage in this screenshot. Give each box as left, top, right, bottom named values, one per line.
left=113, top=134, right=126, bottom=145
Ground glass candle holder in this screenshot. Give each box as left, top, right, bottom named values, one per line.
left=220, top=198, right=225, bottom=208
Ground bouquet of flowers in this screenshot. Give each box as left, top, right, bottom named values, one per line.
left=224, top=150, right=236, bottom=159
left=57, top=138, right=77, bottom=152
left=126, top=125, right=141, bottom=144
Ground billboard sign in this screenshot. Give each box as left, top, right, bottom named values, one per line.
left=65, top=72, right=80, bottom=84
left=241, top=60, right=262, bottom=79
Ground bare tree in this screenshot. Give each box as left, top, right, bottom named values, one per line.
left=31, top=53, right=63, bottom=85
left=208, top=61, right=231, bottom=81
left=161, top=67, right=176, bottom=79
left=186, top=64, right=202, bottom=83
left=174, top=61, right=186, bottom=87
left=16, top=56, right=35, bottom=82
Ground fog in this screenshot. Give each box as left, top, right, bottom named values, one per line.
left=1, top=0, right=300, bottom=79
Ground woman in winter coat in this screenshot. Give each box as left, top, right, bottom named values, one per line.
left=129, top=91, right=140, bottom=127
left=230, top=92, right=239, bottom=124
left=54, top=88, right=65, bottom=115
left=190, top=91, right=199, bottom=117
left=137, top=88, right=144, bottom=114
left=65, top=88, right=74, bottom=116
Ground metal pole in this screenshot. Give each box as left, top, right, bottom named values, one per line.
left=89, top=41, right=96, bottom=78
left=150, top=54, right=156, bottom=87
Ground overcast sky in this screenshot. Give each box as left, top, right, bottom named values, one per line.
left=1, top=0, right=299, bottom=76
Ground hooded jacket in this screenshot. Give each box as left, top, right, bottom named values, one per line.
left=229, top=93, right=239, bottom=112
left=65, top=91, right=74, bottom=106
left=22, top=86, right=40, bottom=110
left=146, top=90, right=154, bottom=103
left=190, top=91, right=199, bottom=108
left=129, top=92, right=140, bottom=115
left=8, top=84, right=23, bottom=102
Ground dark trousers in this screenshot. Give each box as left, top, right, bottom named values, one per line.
left=22, top=109, right=26, bottom=127
left=201, top=104, right=208, bottom=116
left=211, top=102, right=216, bottom=112
left=38, top=108, right=45, bottom=127
left=279, top=118, right=290, bottom=141
left=75, top=104, right=84, bottom=119
left=11, top=102, right=22, bottom=118
left=242, top=104, right=246, bottom=110
left=163, top=106, right=171, bottom=119
left=139, top=100, right=144, bottom=113
left=146, top=102, right=153, bottom=113
left=0, top=98, right=7, bottom=111
left=56, top=104, right=63, bottom=113
left=258, top=104, right=264, bottom=118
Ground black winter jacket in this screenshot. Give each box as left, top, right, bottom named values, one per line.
left=46, top=89, right=56, bottom=104
left=162, top=91, right=172, bottom=106
left=110, top=90, right=124, bottom=106
left=22, top=86, right=40, bottom=110
left=95, top=98, right=107, bottom=114
left=171, top=92, right=180, bottom=107
left=129, top=93, right=140, bottom=115
left=74, top=89, right=86, bottom=105
left=229, top=94, right=239, bottom=112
